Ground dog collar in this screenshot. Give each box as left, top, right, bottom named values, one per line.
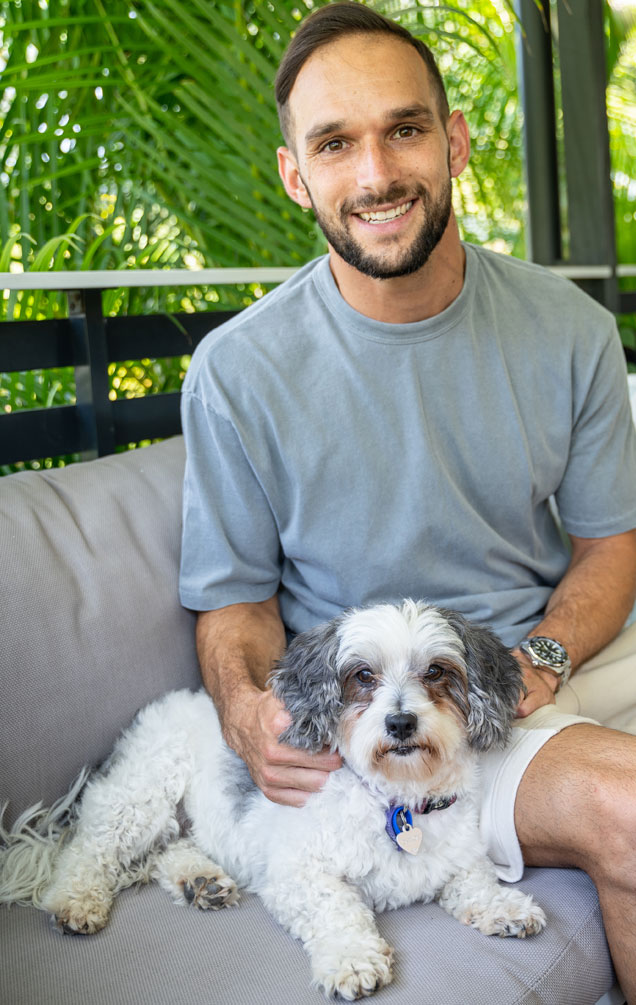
left=385, top=796, right=457, bottom=854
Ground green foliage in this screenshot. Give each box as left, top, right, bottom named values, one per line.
left=607, top=9, right=636, bottom=265
left=0, top=0, right=529, bottom=274
left=0, top=1, right=635, bottom=472
left=1, top=0, right=633, bottom=273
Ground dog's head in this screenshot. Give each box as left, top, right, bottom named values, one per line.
left=270, top=600, right=522, bottom=787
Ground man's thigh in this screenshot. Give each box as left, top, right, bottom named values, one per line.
left=513, top=723, right=636, bottom=870
left=479, top=708, right=597, bottom=879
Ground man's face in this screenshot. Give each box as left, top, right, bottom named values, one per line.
left=278, top=34, right=466, bottom=280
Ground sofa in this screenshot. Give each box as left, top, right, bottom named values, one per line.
left=0, top=435, right=623, bottom=1004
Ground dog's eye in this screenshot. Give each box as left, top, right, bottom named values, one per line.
left=355, top=667, right=375, bottom=686
left=425, top=664, right=445, bottom=681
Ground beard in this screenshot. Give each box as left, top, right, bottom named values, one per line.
left=306, top=177, right=453, bottom=280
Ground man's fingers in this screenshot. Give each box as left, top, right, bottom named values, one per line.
left=263, top=739, right=342, bottom=771
left=244, top=689, right=343, bottom=805
left=255, top=757, right=340, bottom=806
left=260, top=762, right=334, bottom=797
left=259, top=784, right=313, bottom=808
left=515, top=665, right=557, bottom=718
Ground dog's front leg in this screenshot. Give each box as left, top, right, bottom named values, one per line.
left=437, top=858, right=547, bottom=938
left=260, top=869, right=393, bottom=1000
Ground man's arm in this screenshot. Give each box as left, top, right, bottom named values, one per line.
left=196, top=595, right=342, bottom=805
left=515, top=528, right=636, bottom=716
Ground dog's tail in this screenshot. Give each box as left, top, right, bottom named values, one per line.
left=0, top=768, right=90, bottom=909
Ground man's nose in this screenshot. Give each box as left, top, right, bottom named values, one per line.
left=355, top=141, right=399, bottom=194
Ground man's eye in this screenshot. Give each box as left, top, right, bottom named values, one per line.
left=355, top=667, right=375, bottom=685
left=322, top=138, right=345, bottom=153
left=394, top=126, right=417, bottom=139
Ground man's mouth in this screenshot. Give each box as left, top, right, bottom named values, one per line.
left=356, top=200, right=414, bottom=224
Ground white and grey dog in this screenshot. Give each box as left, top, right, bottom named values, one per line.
left=1, top=600, right=545, bottom=1000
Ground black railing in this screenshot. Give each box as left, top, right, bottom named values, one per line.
left=1, top=265, right=635, bottom=469
left=1, top=296, right=234, bottom=465
left=0, top=268, right=294, bottom=467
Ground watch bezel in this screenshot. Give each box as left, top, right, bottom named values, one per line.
left=526, top=636, right=567, bottom=667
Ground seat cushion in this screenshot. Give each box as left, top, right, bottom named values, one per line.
left=0, top=868, right=613, bottom=1004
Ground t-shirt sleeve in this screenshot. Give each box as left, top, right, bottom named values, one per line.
left=555, top=322, right=636, bottom=538
left=179, top=390, right=281, bottom=611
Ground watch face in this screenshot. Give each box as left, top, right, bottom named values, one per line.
left=530, top=637, right=566, bottom=668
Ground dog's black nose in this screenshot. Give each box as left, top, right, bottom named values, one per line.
left=385, top=712, right=418, bottom=741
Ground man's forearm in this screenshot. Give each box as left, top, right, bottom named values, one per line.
left=525, top=529, right=636, bottom=672
left=514, top=529, right=636, bottom=715
left=196, top=595, right=287, bottom=742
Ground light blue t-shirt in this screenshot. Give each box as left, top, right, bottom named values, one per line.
left=179, top=244, right=636, bottom=647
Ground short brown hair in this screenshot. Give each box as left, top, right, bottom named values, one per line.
left=275, top=1, right=450, bottom=149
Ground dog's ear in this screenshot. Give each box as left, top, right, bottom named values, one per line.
left=440, top=609, right=523, bottom=750
left=269, top=619, right=343, bottom=752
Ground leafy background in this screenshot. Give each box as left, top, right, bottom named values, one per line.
left=0, top=0, right=635, bottom=472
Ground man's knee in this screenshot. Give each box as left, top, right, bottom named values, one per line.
left=575, top=758, right=636, bottom=887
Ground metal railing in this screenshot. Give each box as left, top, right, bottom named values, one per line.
left=1, top=264, right=635, bottom=469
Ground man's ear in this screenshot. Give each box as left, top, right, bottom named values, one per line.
left=277, top=146, right=313, bottom=209
left=446, top=110, right=470, bottom=179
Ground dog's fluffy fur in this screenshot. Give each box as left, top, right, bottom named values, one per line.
left=0, top=600, right=545, bottom=1000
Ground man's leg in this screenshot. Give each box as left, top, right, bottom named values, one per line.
left=515, top=724, right=636, bottom=1002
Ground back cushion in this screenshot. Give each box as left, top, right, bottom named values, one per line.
left=0, top=437, right=200, bottom=825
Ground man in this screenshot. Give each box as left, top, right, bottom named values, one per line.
left=179, top=3, right=636, bottom=996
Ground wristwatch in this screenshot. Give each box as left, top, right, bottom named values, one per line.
left=518, top=636, right=572, bottom=692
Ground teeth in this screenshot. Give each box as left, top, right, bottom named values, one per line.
left=359, top=200, right=413, bottom=223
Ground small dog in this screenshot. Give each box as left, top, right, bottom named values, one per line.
left=1, top=600, right=545, bottom=1000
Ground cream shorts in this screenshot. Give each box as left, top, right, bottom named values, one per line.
left=479, top=620, right=636, bottom=882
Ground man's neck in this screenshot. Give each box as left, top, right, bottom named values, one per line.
left=327, top=218, right=466, bottom=325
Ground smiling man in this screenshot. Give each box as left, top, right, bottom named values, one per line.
left=179, top=3, right=636, bottom=996
left=276, top=27, right=467, bottom=318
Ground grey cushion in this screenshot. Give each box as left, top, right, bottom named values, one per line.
left=0, top=871, right=613, bottom=1005
left=0, top=438, right=617, bottom=1003
left=0, top=438, right=199, bottom=826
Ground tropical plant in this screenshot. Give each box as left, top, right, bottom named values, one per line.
left=0, top=0, right=529, bottom=278
left=607, top=3, right=636, bottom=265
left=1, top=0, right=634, bottom=274
left=0, top=0, right=634, bottom=472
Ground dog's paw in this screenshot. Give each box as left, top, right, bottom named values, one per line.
left=313, top=939, right=394, bottom=1000
left=182, top=873, right=239, bottom=910
left=49, top=897, right=111, bottom=936
left=493, top=901, right=547, bottom=939
left=465, top=889, right=547, bottom=939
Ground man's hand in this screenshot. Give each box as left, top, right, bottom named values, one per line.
left=513, top=650, right=558, bottom=718
left=195, top=599, right=342, bottom=808
left=225, top=686, right=342, bottom=807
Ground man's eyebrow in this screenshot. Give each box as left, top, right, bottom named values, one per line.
left=387, top=104, right=436, bottom=124
left=304, top=119, right=346, bottom=145
left=304, top=105, right=436, bottom=145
